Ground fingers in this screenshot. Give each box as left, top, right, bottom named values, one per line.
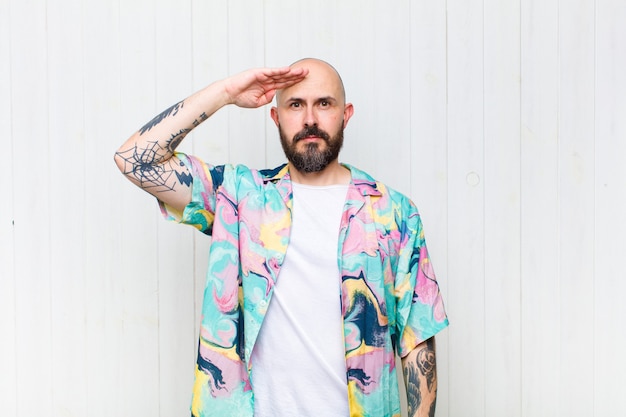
left=225, top=65, right=309, bottom=108
left=259, top=66, right=309, bottom=90
left=262, top=66, right=308, bottom=78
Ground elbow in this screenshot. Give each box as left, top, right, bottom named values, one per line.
left=113, top=145, right=141, bottom=189
left=113, top=147, right=127, bottom=175
left=114, top=135, right=138, bottom=175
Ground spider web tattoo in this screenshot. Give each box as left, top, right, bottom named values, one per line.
left=115, top=141, right=190, bottom=192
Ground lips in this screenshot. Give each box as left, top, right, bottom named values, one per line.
left=293, top=126, right=331, bottom=142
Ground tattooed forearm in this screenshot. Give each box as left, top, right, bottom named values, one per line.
left=403, top=337, right=438, bottom=417
left=139, top=101, right=184, bottom=135
left=417, top=337, right=437, bottom=392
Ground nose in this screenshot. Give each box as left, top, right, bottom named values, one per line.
left=303, top=107, right=317, bottom=127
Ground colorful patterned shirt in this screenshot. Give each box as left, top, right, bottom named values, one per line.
left=160, top=154, right=449, bottom=417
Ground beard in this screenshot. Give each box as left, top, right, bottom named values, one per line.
left=279, top=123, right=344, bottom=173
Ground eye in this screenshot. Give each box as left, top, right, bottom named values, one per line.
left=320, top=100, right=329, bottom=107
left=289, top=102, right=301, bottom=108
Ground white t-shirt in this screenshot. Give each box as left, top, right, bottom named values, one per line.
left=251, top=182, right=350, bottom=417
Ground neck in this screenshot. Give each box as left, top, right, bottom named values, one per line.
left=289, top=161, right=351, bottom=186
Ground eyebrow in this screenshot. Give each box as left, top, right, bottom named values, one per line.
left=285, top=96, right=337, bottom=104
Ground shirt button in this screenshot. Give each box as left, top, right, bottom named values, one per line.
left=259, top=300, right=268, bottom=308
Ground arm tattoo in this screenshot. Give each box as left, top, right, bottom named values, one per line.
left=192, top=111, right=208, bottom=127
left=166, top=128, right=191, bottom=153
left=139, top=101, right=184, bottom=135
left=406, top=361, right=422, bottom=416
left=115, top=141, right=190, bottom=192
left=406, top=338, right=437, bottom=417
left=417, top=337, right=437, bottom=392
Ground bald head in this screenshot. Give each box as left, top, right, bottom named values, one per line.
left=275, top=58, right=346, bottom=105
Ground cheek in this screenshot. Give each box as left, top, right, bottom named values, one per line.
left=323, top=114, right=344, bottom=131
left=278, top=112, right=303, bottom=130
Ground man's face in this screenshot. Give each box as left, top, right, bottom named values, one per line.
left=271, top=60, right=353, bottom=174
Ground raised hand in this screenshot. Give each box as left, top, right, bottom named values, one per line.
left=222, top=66, right=309, bottom=108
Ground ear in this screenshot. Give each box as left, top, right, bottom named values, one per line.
left=342, top=103, right=354, bottom=128
left=270, top=106, right=280, bottom=127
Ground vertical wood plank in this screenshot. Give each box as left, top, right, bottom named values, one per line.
left=558, top=1, right=596, bottom=414
left=594, top=1, right=626, bottom=415
left=227, top=1, right=266, bottom=168
left=9, top=1, right=54, bottom=416
left=155, top=1, right=196, bottom=415
left=520, top=1, right=560, bottom=415
left=263, top=0, right=301, bottom=67
left=0, top=0, right=16, bottom=415
left=11, top=0, right=66, bottom=413
left=370, top=0, right=412, bottom=194
left=409, top=2, right=450, bottom=415
left=118, top=0, right=160, bottom=414
left=483, top=1, right=522, bottom=415
left=47, top=0, right=88, bottom=415
left=334, top=0, right=376, bottom=172
left=298, top=0, right=337, bottom=61
left=82, top=0, right=124, bottom=414
left=446, top=1, right=486, bottom=415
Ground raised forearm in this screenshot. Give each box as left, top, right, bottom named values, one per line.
left=402, top=337, right=438, bottom=417
left=115, top=80, right=230, bottom=172
left=132, top=81, right=231, bottom=154
left=113, top=81, right=231, bottom=209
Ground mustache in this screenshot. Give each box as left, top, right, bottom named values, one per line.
left=293, top=126, right=331, bottom=142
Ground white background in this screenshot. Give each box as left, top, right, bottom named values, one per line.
left=1, top=0, right=625, bottom=416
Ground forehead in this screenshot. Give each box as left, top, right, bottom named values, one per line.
left=278, top=60, right=345, bottom=103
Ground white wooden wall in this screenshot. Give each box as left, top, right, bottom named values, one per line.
left=1, top=0, right=625, bottom=416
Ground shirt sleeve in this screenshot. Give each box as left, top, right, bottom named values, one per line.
left=396, top=205, right=449, bottom=358
left=158, top=153, right=225, bottom=235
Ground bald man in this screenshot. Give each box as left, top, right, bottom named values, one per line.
left=115, top=59, right=448, bottom=417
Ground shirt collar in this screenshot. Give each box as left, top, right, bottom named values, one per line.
left=262, top=163, right=382, bottom=197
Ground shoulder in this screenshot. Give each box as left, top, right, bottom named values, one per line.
left=345, top=163, right=418, bottom=212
